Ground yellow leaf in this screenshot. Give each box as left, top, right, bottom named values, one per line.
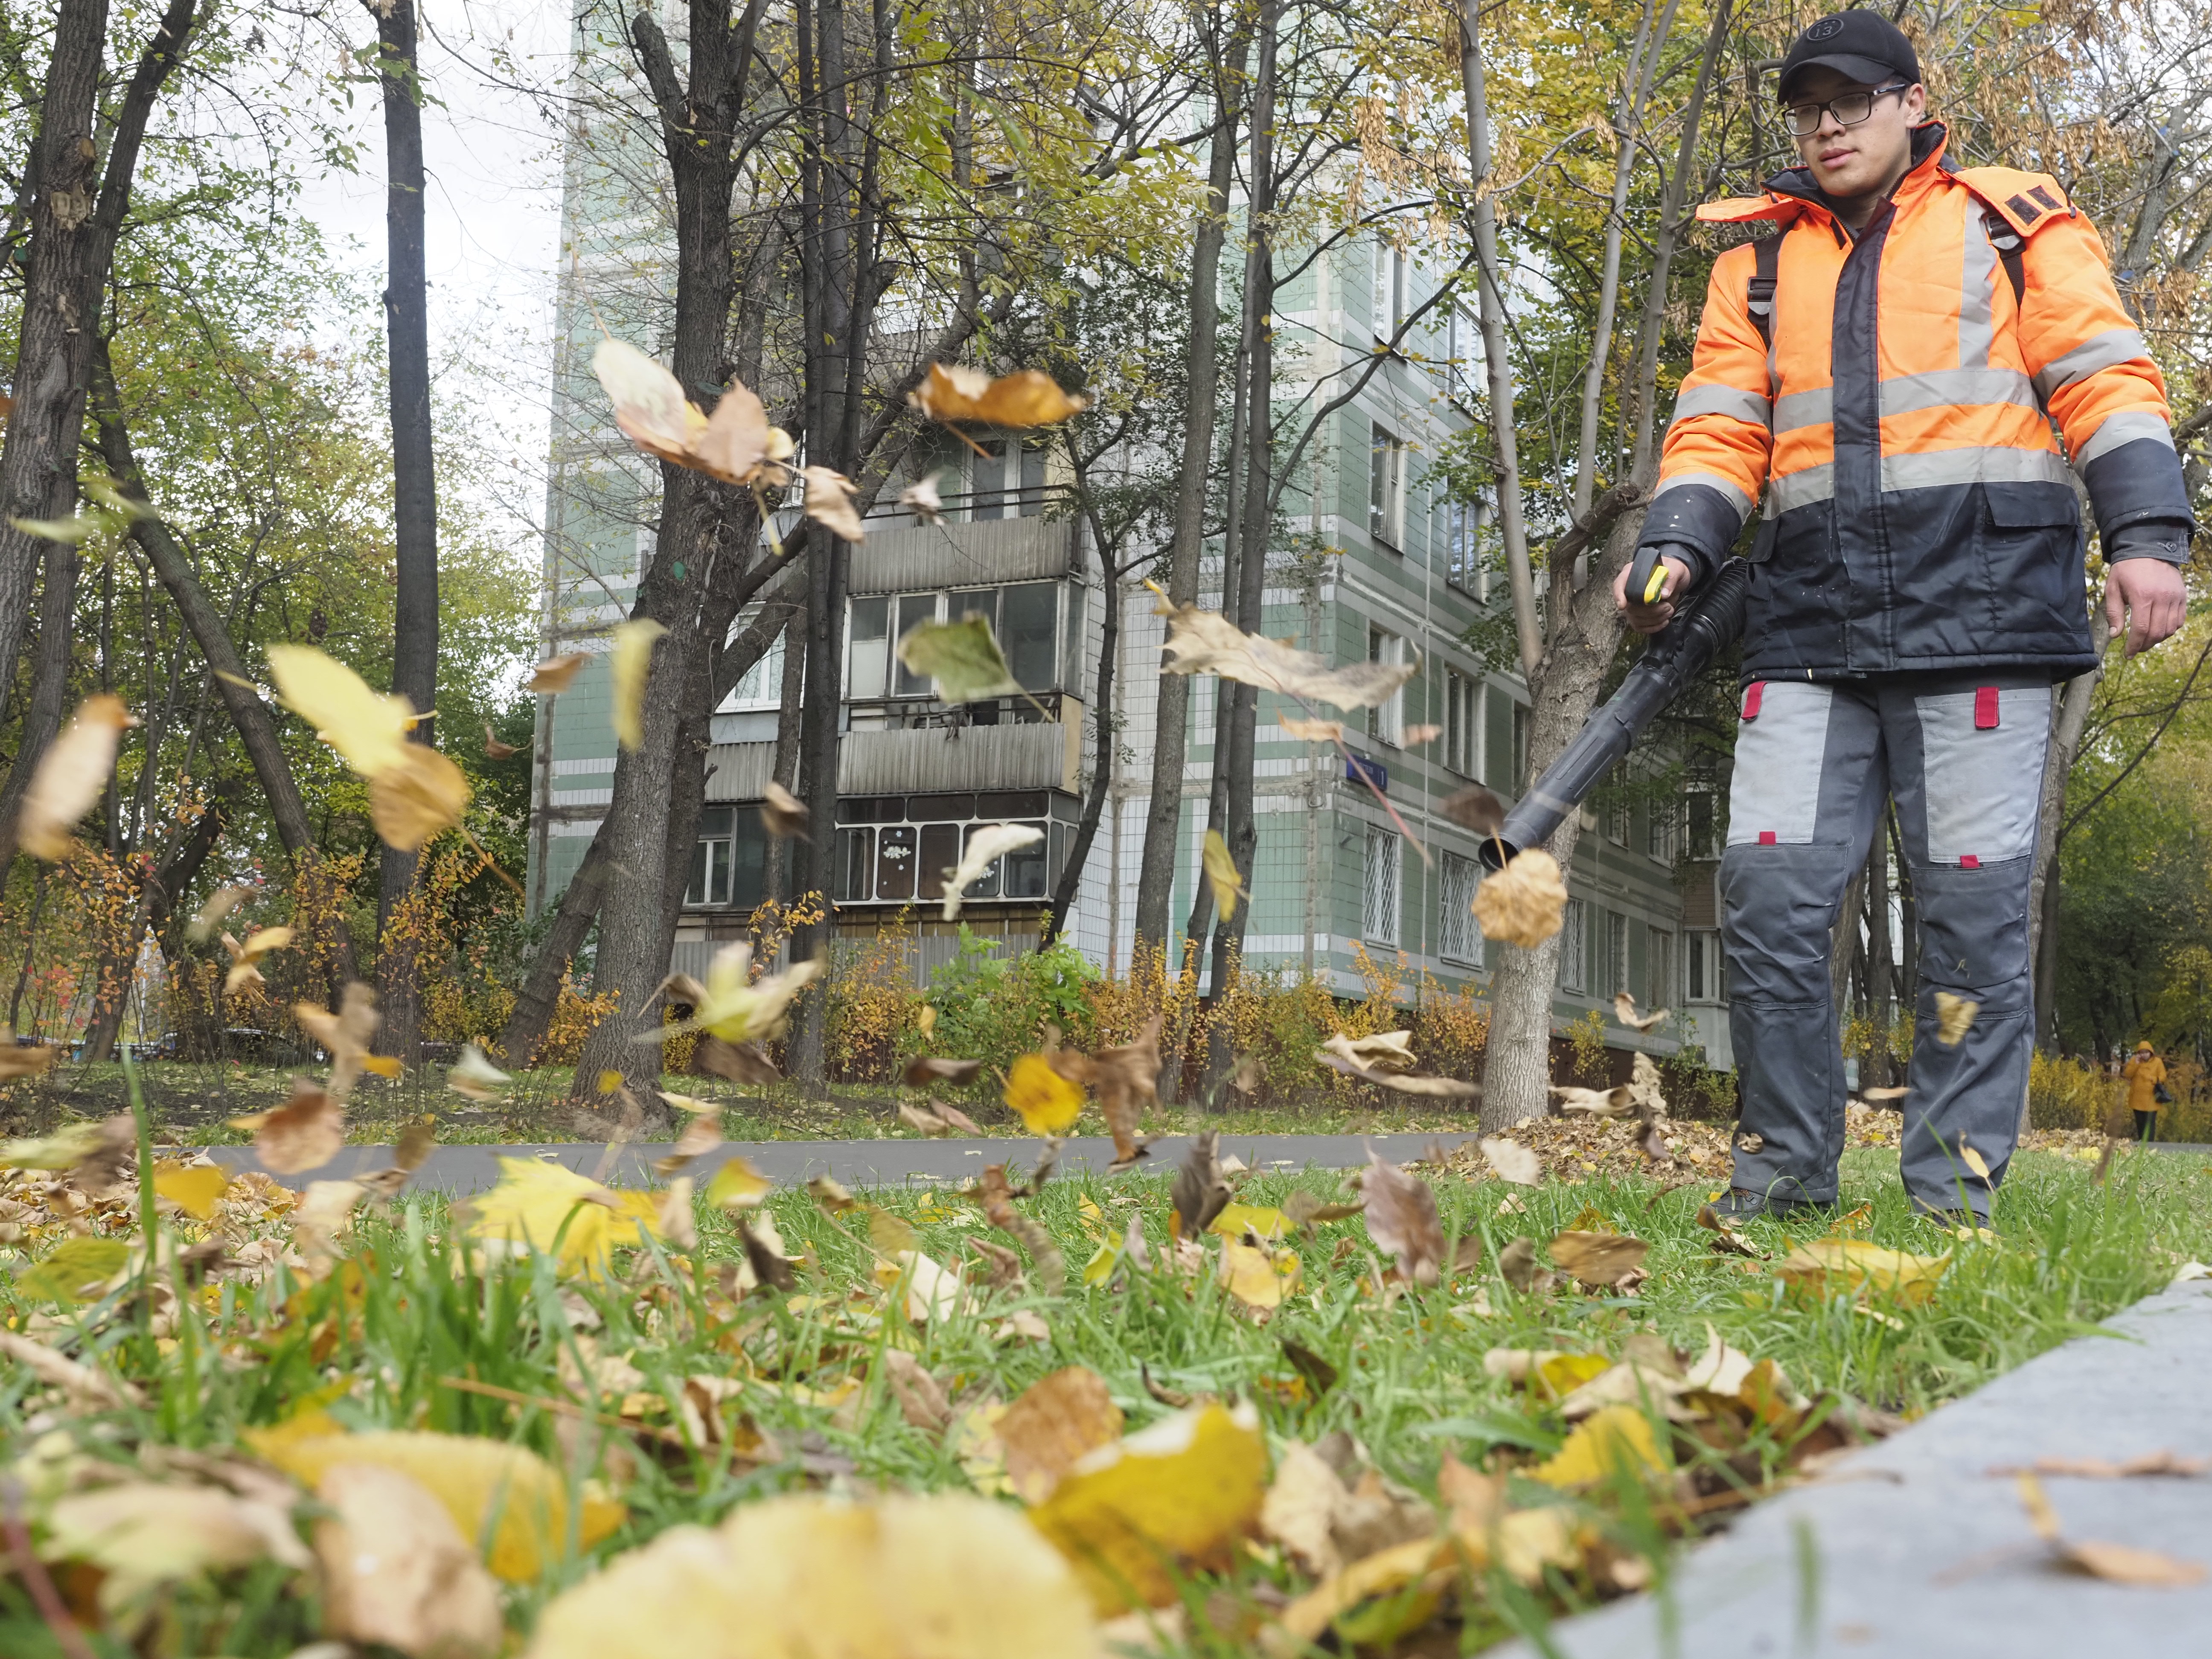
left=1472, top=849, right=1568, bottom=948
left=523, top=1490, right=1096, bottom=1659
left=1220, top=1241, right=1299, bottom=1309
left=266, top=645, right=415, bottom=779
left=609, top=619, right=666, bottom=751
left=1935, top=991, right=1979, bottom=1046
left=152, top=1161, right=230, bottom=1220
left=19, top=694, right=137, bottom=861
left=1080, top=1240, right=1120, bottom=1286
left=1202, top=829, right=1245, bottom=921
left=997, top=1367, right=1125, bottom=1503
left=314, top=1462, right=504, bottom=1658
left=705, top=1156, right=772, bottom=1209
left=1004, top=1053, right=1084, bottom=1135
left=367, top=745, right=472, bottom=851
left=42, top=1481, right=311, bottom=1611
left=597, top=1069, right=623, bottom=1094
left=255, top=1429, right=624, bottom=1582
left=1208, top=1203, right=1289, bottom=1240
left=1028, top=1404, right=1269, bottom=1613
left=907, top=363, right=1089, bottom=428
left=1775, top=1238, right=1950, bottom=1306
left=464, top=1158, right=659, bottom=1279
left=228, top=1080, right=344, bottom=1174
left=652, top=941, right=820, bottom=1047
left=1532, top=1405, right=1666, bottom=1489
left=361, top=1053, right=406, bottom=1080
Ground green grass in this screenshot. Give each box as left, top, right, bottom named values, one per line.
left=3, top=1129, right=2206, bottom=1656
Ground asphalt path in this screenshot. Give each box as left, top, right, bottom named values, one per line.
left=196, top=1132, right=1490, bottom=1193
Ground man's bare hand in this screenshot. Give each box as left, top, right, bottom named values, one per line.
left=2105, top=558, right=2189, bottom=657
left=1612, top=553, right=1693, bottom=636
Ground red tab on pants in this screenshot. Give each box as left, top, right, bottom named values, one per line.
left=1742, top=682, right=1765, bottom=721
left=1974, top=686, right=2000, bottom=729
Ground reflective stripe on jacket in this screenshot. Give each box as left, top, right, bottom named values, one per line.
left=1651, top=123, right=2193, bottom=680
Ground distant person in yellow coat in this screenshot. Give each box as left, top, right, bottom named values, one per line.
left=2122, top=1042, right=2169, bottom=1142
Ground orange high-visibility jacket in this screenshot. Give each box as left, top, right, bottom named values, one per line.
left=1648, top=124, right=2193, bottom=679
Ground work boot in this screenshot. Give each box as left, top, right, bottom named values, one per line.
left=1707, top=1187, right=1817, bottom=1222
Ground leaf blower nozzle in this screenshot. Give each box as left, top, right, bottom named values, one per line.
left=1478, top=557, right=1753, bottom=871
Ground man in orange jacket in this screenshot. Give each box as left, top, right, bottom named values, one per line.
left=1616, top=13, right=2191, bottom=1224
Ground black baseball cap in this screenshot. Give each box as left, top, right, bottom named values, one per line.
left=1777, top=12, right=1921, bottom=102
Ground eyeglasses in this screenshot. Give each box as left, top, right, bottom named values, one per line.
left=1781, top=83, right=1909, bottom=137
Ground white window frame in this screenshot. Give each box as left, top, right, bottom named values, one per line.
left=1607, top=911, right=1630, bottom=997
left=1686, top=928, right=1724, bottom=1002
left=1439, top=851, right=1481, bottom=965
left=1646, top=797, right=1676, bottom=863
left=1369, top=425, right=1404, bottom=548
left=1363, top=827, right=1401, bottom=947
left=1366, top=628, right=1407, bottom=746
left=1444, top=670, right=1479, bottom=777
left=1645, top=925, right=1674, bottom=1011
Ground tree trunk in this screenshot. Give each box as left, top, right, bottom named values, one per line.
left=1043, top=485, right=1122, bottom=948
left=1130, top=22, right=1243, bottom=958
left=2029, top=647, right=2105, bottom=1043
left=500, top=826, right=608, bottom=1065
left=371, top=0, right=440, bottom=1062
left=89, top=338, right=361, bottom=987
left=762, top=607, right=806, bottom=904
left=0, top=0, right=199, bottom=815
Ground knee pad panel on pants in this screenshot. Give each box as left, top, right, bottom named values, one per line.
left=1720, top=843, right=1858, bottom=1004
left=1911, top=854, right=2032, bottom=1007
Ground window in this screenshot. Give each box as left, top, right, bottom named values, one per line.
left=971, top=439, right=1048, bottom=520
left=1363, top=827, right=1400, bottom=946
left=850, top=585, right=1071, bottom=704
left=1645, top=926, right=1674, bottom=1012
left=848, top=597, right=891, bottom=699
left=1002, top=582, right=1059, bottom=689
left=1439, top=852, right=1481, bottom=966
left=1445, top=306, right=1480, bottom=405
left=1685, top=786, right=1723, bottom=860
left=1606, top=795, right=1631, bottom=847
left=832, top=794, right=1053, bottom=904
left=1646, top=798, right=1675, bottom=863
left=1438, top=495, right=1484, bottom=596
left=1369, top=425, right=1404, bottom=547
left=1444, top=671, right=1480, bottom=777
left=1606, top=911, right=1630, bottom=996
left=1373, top=239, right=1406, bottom=341
left=722, top=621, right=784, bottom=710
left=1686, top=929, right=1724, bottom=1001
left=1556, top=897, right=1588, bottom=991
left=686, top=807, right=767, bottom=908
left=1366, top=629, right=1406, bottom=745
left=894, top=593, right=940, bottom=696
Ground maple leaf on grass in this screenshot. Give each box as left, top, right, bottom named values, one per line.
left=897, top=612, right=1026, bottom=703
left=1472, top=848, right=1568, bottom=947
left=17, top=693, right=138, bottom=860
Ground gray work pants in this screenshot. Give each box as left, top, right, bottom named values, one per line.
left=1719, top=671, right=2050, bottom=1219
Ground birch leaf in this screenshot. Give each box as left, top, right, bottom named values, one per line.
left=897, top=614, right=1024, bottom=702
left=609, top=619, right=666, bottom=751
left=17, top=694, right=137, bottom=860
left=1202, top=829, right=1245, bottom=921
left=799, top=465, right=866, bottom=541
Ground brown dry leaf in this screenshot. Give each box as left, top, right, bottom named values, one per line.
left=903, top=1055, right=984, bottom=1087
left=1229, top=1054, right=1265, bottom=1094
left=528, top=653, right=588, bottom=694
left=369, top=744, right=473, bottom=851
left=591, top=339, right=790, bottom=487
left=1439, top=783, right=1506, bottom=837
left=483, top=723, right=518, bottom=760
left=1697, top=1204, right=1764, bottom=1259
left=1318, top=1049, right=1481, bottom=1098
left=759, top=780, right=809, bottom=840
left=799, top=465, right=867, bottom=542
left=295, top=981, right=384, bottom=1097
left=1156, top=592, right=1416, bottom=713
left=1935, top=991, right=1979, bottom=1047
left=653, top=1106, right=721, bottom=1176
left=899, top=1100, right=955, bottom=1136
left=0, top=1027, right=58, bottom=1079
left=1362, top=1153, right=1446, bottom=1286
left=294, top=1179, right=367, bottom=1258
left=1280, top=715, right=1345, bottom=742
left=1472, top=849, right=1568, bottom=947
left=933, top=1100, right=983, bottom=1135
left=1284, top=1188, right=1364, bottom=1229
left=696, top=1036, right=780, bottom=1085
left=609, top=619, right=666, bottom=751
left=908, top=362, right=1089, bottom=428
left=1088, top=1016, right=1161, bottom=1168
left=1000, top=1366, right=1125, bottom=1502
left=880, top=1348, right=954, bottom=1435
left=2015, top=1472, right=2207, bottom=1585
left=975, top=1164, right=1066, bottom=1294
left=1992, top=1452, right=2210, bottom=1479
left=1479, top=1135, right=1544, bottom=1186
left=1027, top=1403, right=1269, bottom=1614
left=1549, top=1083, right=1632, bottom=1117
left=1260, top=1441, right=1355, bottom=1577
left=1171, top=1131, right=1232, bottom=1239
left=1549, top=1229, right=1650, bottom=1289
left=690, top=379, right=791, bottom=488
left=1613, top=992, right=1669, bottom=1033
left=1498, top=1236, right=1559, bottom=1295
left=18, top=693, right=137, bottom=859
left=187, top=884, right=252, bottom=942
left=1322, top=1030, right=1417, bottom=1074
left=1863, top=1085, right=1910, bottom=1103
left=1202, top=829, right=1245, bottom=922
left=315, top=1461, right=504, bottom=1659
left=808, top=1174, right=859, bottom=1214
left=229, top=1079, right=344, bottom=1174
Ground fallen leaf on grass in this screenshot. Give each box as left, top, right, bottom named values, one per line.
left=2016, top=1472, right=2206, bottom=1586
left=1479, top=1135, right=1543, bottom=1185
left=1260, top=1442, right=1432, bottom=1581
left=879, top=1348, right=953, bottom=1435
left=1028, top=1403, right=1269, bottom=1612
left=1472, top=849, right=1568, bottom=947
left=315, top=1461, right=504, bottom=1658
left=524, top=1490, right=1096, bottom=1659
left=807, top=1174, right=858, bottom=1214
left=903, top=1054, right=984, bottom=1087
left=1005, top=1051, right=1084, bottom=1135
left=1155, top=592, right=1416, bottom=712
left=1533, top=1404, right=1667, bottom=1488
left=885, top=1249, right=972, bottom=1324
left=999, top=1367, right=1125, bottom=1502
left=257, top=1429, right=625, bottom=1583
left=1775, top=1237, right=1950, bottom=1306
left=908, top=363, right=1089, bottom=428
left=898, top=614, right=1025, bottom=703
left=1362, top=1153, right=1447, bottom=1286
left=943, top=823, right=1044, bottom=920
left=41, top=1480, right=310, bottom=1615
left=17, top=693, right=138, bottom=860
left=230, top=1080, right=344, bottom=1174
left=1548, top=1230, right=1650, bottom=1290
left=1935, top=991, right=1979, bottom=1047
left=1221, top=1240, right=1301, bottom=1309
left=465, top=1158, right=659, bottom=1280
left=1696, top=1203, right=1764, bottom=1258
left=152, top=1160, right=230, bottom=1219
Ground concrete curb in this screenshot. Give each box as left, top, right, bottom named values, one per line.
left=1493, top=1279, right=2212, bottom=1657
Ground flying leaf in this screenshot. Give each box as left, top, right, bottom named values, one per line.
left=254, top=1428, right=625, bottom=1583
left=1863, top=1085, right=1910, bottom=1104
left=1004, top=1052, right=1084, bottom=1135
left=1171, top=1130, right=1232, bottom=1238
left=1322, top=1030, right=1417, bottom=1074
left=1318, top=1048, right=1481, bottom=1098
left=1548, top=1229, right=1650, bottom=1289
left=704, top=1156, right=772, bottom=1210
left=609, top=618, right=666, bottom=751
left=1281, top=716, right=1344, bottom=742
left=447, top=1043, right=512, bottom=1102
left=229, top=1080, right=344, bottom=1175
left=760, top=780, right=809, bottom=839
left=220, top=925, right=293, bottom=994
left=266, top=645, right=415, bottom=779
left=903, top=1055, right=984, bottom=1087
left=690, top=378, right=791, bottom=487
left=294, top=981, right=385, bottom=1097
left=908, top=363, right=1089, bottom=427
left=523, top=1490, right=1095, bottom=1659
left=943, top=824, right=1045, bottom=920
left=1362, top=1153, right=1447, bottom=1286
left=1085, top=1016, right=1161, bottom=1168
left=528, top=653, right=588, bottom=694
left=1201, top=829, right=1245, bottom=920
left=186, top=884, right=251, bottom=942
left=591, top=338, right=791, bottom=488
left=1614, top=992, right=1669, bottom=1032
left=1549, top=1083, right=1633, bottom=1117
left=152, top=1161, right=230, bottom=1220
left=1155, top=591, right=1415, bottom=711
left=483, top=722, right=518, bottom=760
left=646, top=941, right=820, bottom=1046
left=899, top=1100, right=955, bottom=1136
left=465, top=1157, right=659, bottom=1279
left=973, top=1163, right=1066, bottom=1294
left=808, top=1173, right=859, bottom=1214
left=1479, top=1135, right=1544, bottom=1185
left=899, top=471, right=945, bottom=524
left=1439, top=783, right=1506, bottom=836
left=17, top=693, right=137, bottom=860
left=1027, top=1403, right=1269, bottom=1613
left=998, top=1367, right=1125, bottom=1502
left=1532, top=1404, right=1667, bottom=1488
left=1935, top=992, right=1979, bottom=1047
left=1960, top=1143, right=1993, bottom=1183
left=314, top=1462, right=504, bottom=1658
left=1284, top=1189, right=1364, bottom=1228
left=696, top=1036, right=780, bottom=1084
left=0, top=1120, right=118, bottom=1170
left=0, top=1029, right=57, bottom=1079
left=655, top=1106, right=722, bottom=1176
left=799, top=465, right=866, bottom=542
left=369, top=743, right=473, bottom=851
left=1472, top=849, right=1568, bottom=947
left=897, top=614, right=1025, bottom=703
left=933, top=1099, right=983, bottom=1134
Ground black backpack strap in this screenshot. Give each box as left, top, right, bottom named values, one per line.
left=1982, top=208, right=2026, bottom=303
left=1746, top=233, right=1781, bottom=349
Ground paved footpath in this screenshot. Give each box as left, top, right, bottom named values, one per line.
left=1496, top=1276, right=2212, bottom=1658
left=198, top=1131, right=1489, bottom=1193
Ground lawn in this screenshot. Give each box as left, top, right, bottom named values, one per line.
left=2, top=1083, right=2205, bottom=1659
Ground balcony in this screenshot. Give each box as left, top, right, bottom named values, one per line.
left=704, top=705, right=1083, bottom=805
left=850, top=493, right=1075, bottom=594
